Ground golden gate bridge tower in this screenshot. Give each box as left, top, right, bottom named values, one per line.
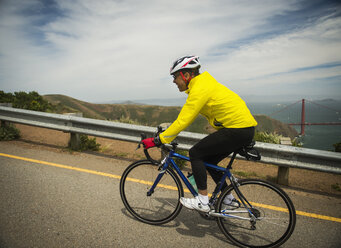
left=270, top=99, right=341, bottom=136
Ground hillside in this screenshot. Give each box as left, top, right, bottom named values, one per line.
left=253, top=115, right=298, bottom=139
left=43, top=94, right=298, bottom=137
left=44, top=94, right=207, bottom=133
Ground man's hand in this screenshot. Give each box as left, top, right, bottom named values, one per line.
left=141, top=136, right=162, bottom=149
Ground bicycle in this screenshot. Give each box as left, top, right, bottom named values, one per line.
left=119, top=127, right=296, bottom=248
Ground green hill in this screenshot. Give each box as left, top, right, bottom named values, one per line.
left=43, top=94, right=298, bottom=138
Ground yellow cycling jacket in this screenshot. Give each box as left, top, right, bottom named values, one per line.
left=159, top=71, right=257, bottom=144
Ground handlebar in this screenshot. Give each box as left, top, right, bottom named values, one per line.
left=137, top=126, right=178, bottom=164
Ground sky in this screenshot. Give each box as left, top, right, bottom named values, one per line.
left=0, top=0, right=341, bottom=103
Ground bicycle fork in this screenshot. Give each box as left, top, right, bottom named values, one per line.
left=146, top=157, right=169, bottom=197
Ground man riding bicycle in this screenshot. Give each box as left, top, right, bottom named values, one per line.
left=142, top=55, right=257, bottom=212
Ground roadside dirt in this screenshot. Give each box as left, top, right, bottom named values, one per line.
left=6, top=124, right=341, bottom=197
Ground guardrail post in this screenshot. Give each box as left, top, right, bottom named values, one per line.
left=69, top=133, right=81, bottom=150
left=0, top=120, right=6, bottom=127
left=0, top=103, right=12, bottom=127
left=277, top=137, right=292, bottom=185
left=64, top=113, right=83, bottom=150
left=277, top=166, right=290, bottom=185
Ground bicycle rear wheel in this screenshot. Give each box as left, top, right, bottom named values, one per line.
left=216, top=179, right=296, bottom=248
left=120, top=160, right=183, bottom=225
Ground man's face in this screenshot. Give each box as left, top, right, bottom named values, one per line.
left=172, top=72, right=188, bottom=92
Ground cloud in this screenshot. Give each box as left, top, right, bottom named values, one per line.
left=207, top=10, right=341, bottom=98
left=0, top=0, right=340, bottom=102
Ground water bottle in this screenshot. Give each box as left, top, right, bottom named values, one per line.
left=187, top=172, right=198, bottom=193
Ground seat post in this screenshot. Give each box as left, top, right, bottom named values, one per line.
left=226, top=152, right=237, bottom=169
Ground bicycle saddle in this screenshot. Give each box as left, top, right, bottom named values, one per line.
left=237, top=141, right=261, bottom=161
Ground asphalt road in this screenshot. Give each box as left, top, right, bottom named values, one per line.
left=0, top=141, right=340, bottom=248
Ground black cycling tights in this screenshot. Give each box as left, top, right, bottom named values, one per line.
left=189, top=127, right=255, bottom=191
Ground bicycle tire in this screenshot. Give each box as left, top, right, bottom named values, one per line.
left=216, top=179, right=296, bottom=248
left=120, top=160, right=184, bottom=225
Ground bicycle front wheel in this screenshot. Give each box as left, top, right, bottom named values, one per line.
left=216, top=179, right=296, bottom=248
left=120, top=160, right=184, bottom=225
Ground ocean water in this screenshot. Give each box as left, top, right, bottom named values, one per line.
left=248, top=100, right=341, bottom=151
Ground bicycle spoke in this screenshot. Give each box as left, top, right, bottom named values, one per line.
left=120, top=161, right=183, bottom=225
left=217, top=179, right=296, bottom=248
left=260, top=217, right=292, bottom=227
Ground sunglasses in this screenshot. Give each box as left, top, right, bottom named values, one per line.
left=172, top=73, right=180, bottom=79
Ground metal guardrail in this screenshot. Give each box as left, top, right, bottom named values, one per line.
left=1, top=106, right=341, bottom=176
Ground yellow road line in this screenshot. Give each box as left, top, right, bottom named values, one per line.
left=0, top=152, right=121, bottom=179
left=250, top=202, right=341, bottom=223
left=1, top=152, right=341, bottom=223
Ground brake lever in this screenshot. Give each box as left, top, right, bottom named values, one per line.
left=136, top=142, right=141, bottom=151
left=157, top=125, right=163, bottom=134
left=136, top=133, right=147, bottom=151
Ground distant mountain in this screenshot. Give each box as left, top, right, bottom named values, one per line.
left=43, top=94, right=298, bottom=137
left=100, top=97, right=187, bottom=106
left=101, top=96, right=341, bottom=107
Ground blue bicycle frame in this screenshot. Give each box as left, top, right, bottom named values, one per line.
left=147, top=149, right=235, bottom=200
left=146, top=148, right=259, bottom=220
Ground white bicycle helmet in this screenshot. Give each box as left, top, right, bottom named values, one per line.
left=170, top=55, right=200, bottom=75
